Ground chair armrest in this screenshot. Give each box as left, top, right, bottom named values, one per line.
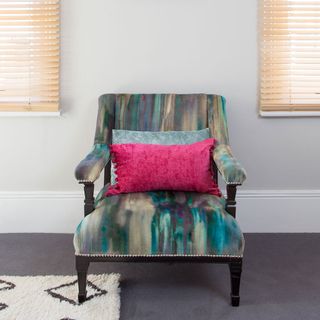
left=213, top=144, right=247, bottom=185
left=75, top=144, right=110, bottom=183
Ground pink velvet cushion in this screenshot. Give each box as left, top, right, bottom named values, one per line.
left=106, top=138, right=221, bottom=197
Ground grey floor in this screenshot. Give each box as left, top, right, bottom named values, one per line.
left=0, top=234, right=319, bottom=320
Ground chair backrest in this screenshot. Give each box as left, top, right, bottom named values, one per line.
left=94, top=93, right=230, bottom=146
left=94, top=94, right=230, bottom=185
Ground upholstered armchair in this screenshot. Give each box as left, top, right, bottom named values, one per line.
left=74, top=94, right=246, bottom=306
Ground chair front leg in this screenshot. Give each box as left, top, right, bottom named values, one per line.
left=76, top=256, right=90, bottom=303
left=229, top=259, right=242, bottom=306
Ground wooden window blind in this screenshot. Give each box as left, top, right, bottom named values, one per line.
left=260, top=0, right=320, bottom=114
left=0, top=0, right=60, bottom=112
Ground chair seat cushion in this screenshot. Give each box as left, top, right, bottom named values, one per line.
left=73, top=191, right=244, bottom=257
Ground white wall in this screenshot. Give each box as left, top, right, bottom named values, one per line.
left=0, top=0, right=319, bottom=232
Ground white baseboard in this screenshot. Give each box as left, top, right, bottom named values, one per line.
left=236, top=190, right=320, bottom=232
left=0, top=190, right=319, bottom=233
left=0, top=191, right=83, bottom=233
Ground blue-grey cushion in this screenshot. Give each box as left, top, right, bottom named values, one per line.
left=110, top=128, right=210, bottom=184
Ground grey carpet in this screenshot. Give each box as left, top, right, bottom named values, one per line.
left=0, top=233, right=319, bottom=320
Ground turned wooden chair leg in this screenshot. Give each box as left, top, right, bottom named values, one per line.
left=229, top=260, right=242, bottom=307
left=76, top=256, right=90, bottom=303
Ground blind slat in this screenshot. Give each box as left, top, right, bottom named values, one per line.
left=0, top=0, right=59, bottom=112
left=0, top=21, right=59, bottom=26
left=260, top=0, right=320, bottom=112
left=0, top=102, right=58, bottom=112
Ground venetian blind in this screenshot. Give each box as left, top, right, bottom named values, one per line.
left=260, top=0, right=320, bottom=113
left=0, top=0, right=60, bottom=112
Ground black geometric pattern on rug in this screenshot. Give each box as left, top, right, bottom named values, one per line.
left=45, top=280, right=107, bottom=305
left=0, top=279, right=15, bottom=313
left=0, top=302, right=8, bottom=311
left=0, top=279, right=15, bottom=291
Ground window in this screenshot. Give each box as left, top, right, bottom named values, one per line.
left=260, top=0, right=320, bottom=116
left=0, top=0, right=60, bottom=113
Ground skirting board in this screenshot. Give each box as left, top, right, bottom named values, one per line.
left=0, top=190, right=319, bottom=233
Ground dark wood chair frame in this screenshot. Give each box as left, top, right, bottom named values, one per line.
left=76, top=162, right=243, bottom=307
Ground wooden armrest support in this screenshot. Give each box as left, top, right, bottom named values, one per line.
left=83, top=182, right=95, bottom=216
left=82, top=183, right=239, bottom=218
left=226, top=184, right=238, bottom=218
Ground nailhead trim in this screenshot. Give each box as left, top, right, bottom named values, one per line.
left=78, top=179, right=94, bottom=183
left=78, top=180, right=241, bottom=185
left=75, top=253, right=243, bottom=258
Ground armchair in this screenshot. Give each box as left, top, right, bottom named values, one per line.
left=73, top=94, right=246, bottom=306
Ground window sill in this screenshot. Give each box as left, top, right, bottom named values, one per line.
left=260, top=111, right=320, bottom=118
left=0, top=111, right=61, bottom=117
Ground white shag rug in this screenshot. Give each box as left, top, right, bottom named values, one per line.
left=0, top=274, right=120, bottom=320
